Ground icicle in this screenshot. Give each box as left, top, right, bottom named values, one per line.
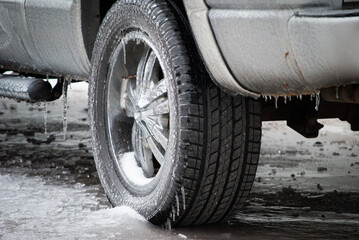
left=288, top=96, right=292, bottom=101
left=336, top=87, right=339, bottom=99
left=122, top=41, right=127, bottom=65
left=181, top=186, right=186, bottom=210
left=167, top=218, right=172, bottom=230
left=297, top=95, right=302, bottom=100
left=284, top=96, right=287, bottom=104
left=315, top=92, right=320, bottom=111
left=268, top=96, right=272, bottom=100
left=172, top=206, right=176, bottom=221
left=43, top=102, right=48, bottom=136
left=263, top=95, right=268, bottom=102
left=175, top=193, right=180, bottom=216
left=121, top=41, right=128, bottom=76
left=46, top=75, right=49, bottom=82
left=274, top=96, right=278, bottom=109
left=62, top=79, right=69, bottom=140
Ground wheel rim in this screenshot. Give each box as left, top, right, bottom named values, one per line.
left=106, top=32, right=171, bottom=187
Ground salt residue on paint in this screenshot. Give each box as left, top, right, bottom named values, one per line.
left=120, top=152, right=154, bottom=186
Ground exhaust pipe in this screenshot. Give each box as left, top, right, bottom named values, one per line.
left=0, top=74, right=53, bottom=102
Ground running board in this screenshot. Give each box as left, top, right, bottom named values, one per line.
left=0, top=74, right=53, bottom=102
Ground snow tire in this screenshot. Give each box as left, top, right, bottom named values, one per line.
left=89, top=0, right=262, bottom=227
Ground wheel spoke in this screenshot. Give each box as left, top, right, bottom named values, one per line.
left=137, top=120, right=165, bottom=165
left=141, top=116, right=169, bottom=150
left=143, top=51, right=157, bottom=86
left=136, top=46, right=151, bottom=98
left=140, top=144, right=154, bottom=177
left=141, top=98, right=169, bottom=117
left=134, top=122, right=155, bottom=176
left=146, top=136, right=165, bottom=165
left=132, top=123, right=141, bottom=165
left=125, top=99, right=135, bottom=117
left=138, top=78, right=168, bottom=108
left=127, top=83, right=138, bottom=106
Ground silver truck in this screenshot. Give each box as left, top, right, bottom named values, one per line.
left=0, top=0, right=358, bottom=227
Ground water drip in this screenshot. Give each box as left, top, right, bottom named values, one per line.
left=122, top=41, right=127, bottom=65
left=167, top=218, right=172, bottom=230
left=175, top=193, right=180, bottom=216
left=172, top=206, right=176, bottom=221
left=62, top=79, right=69, bottom=140
left=43, top=102, right=48, bottom=136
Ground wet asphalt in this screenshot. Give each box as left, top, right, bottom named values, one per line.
left=0, top=82, right=358, bottom=239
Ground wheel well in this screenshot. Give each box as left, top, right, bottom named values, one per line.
left=100, top=0, right=186, bottom=20
left=100, top=0, right=118, bottom=20
left=83, top=0, right=187, bottom=58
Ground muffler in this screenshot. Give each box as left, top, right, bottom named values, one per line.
left=0, top=74, right=53, bottom=102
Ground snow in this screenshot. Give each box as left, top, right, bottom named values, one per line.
left=120, top=152, right=154, bottom=185
left=319, top=120, right=352, bottom=134
left=178, top=233, right=188, bottom=239
left=0, top=173, right=158, bottom=240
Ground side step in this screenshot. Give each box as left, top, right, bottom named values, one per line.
left=0, top=74, right=53, bottom=102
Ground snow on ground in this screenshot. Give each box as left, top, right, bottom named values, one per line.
left=0, top=173, right=179, bottom=240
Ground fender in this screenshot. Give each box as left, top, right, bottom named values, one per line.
left=0, top=0, right=99, bottom=80
left=184, top=0, right=359, bottom=96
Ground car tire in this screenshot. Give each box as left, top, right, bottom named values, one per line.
left=89, top=0, right=262, bottom=227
